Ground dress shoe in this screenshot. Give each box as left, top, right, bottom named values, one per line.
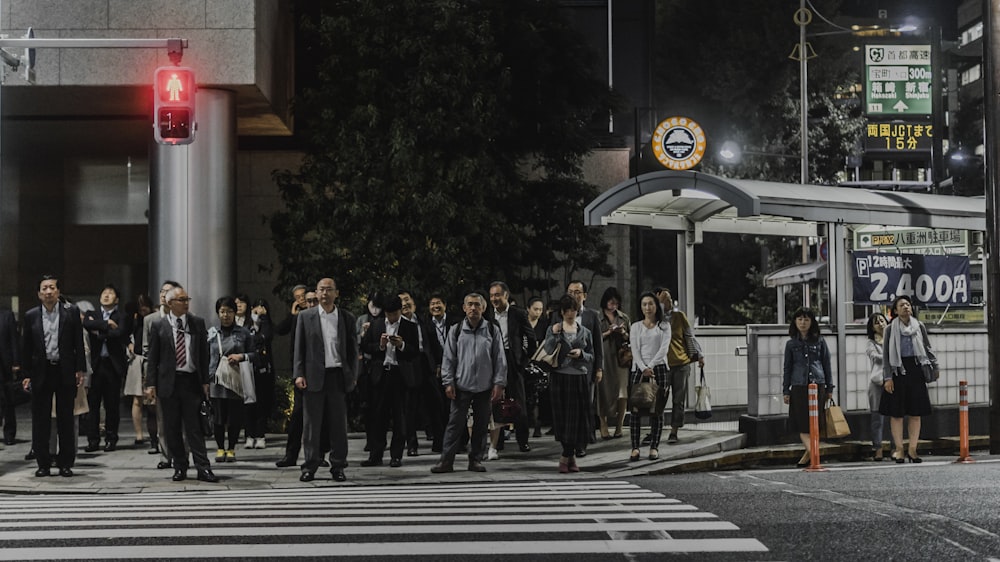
left=197, top=469, right=219, bottom=483
left=134, top=438, right=144, bottom=446
left=906, top=451, right=923, bottom=464
left=24, top=449, right=36, bottom=461
left=84, top=442, right=101, bottom=453
left=103, top=442, right=117, bottom=452
left=575, top=449, right=587, bottom=457
left=59, top=467, right=73, bottom=477
left=148, top=440, right=160, bottom=454
left=431, top=444, right=442, bottom=453
left=667, top=432, right=679, bottom=444
left=3, top=437, right=15, bottom=446
left=331, top=468, right=347, bottom=482
left=172, top=469, right=187, bottom=481
left=468, top=459, right=487, bottom=472
left=407, top=447, right=419, bottom=457
left=389, top=458, right=402, bottom=468
left=320, top=459, right=330, bottom=467
left=361, top=457, right=383, bottom=467
left=567, top=458, right=580, bottom=473
left=275, top=456, right=297, bottom=468
left=532, top=428, right=542, bottom=438
left=157, top=461, right=173, bottom=470
left=299, top=471, right=315, bottom=482
left=34, top=467, right=50, bottom=477
left=430, top=462, right=454, bottom=473
left=518, top=443, right=531, bottom=453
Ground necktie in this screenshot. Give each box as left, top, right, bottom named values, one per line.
left=175, top=318, right=187, bottom=368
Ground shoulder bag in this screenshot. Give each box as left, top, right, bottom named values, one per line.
left=531, top=340, right=560, bottom=369
left=629, top=375, right=659, bottom=412
left=694, top=367, right=712, bottom=419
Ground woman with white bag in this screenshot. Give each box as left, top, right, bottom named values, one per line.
left=207, top=297, right=258, bottom=464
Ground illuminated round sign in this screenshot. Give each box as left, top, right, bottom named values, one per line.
left=651, top=116, right=706, bottom=171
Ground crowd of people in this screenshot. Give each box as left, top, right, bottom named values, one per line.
left=0, top=274, right=712, bottom=482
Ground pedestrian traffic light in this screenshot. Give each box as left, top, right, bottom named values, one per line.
left=153, top=66, right=196, bottom=145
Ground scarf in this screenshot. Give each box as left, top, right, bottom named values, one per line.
left=887, top=316, right=928, bottom=374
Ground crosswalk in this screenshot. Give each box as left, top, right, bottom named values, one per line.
left=0, top=480, right=767, bottom=559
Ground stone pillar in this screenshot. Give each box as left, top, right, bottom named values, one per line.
left=149, top=88, right=236, bottom=317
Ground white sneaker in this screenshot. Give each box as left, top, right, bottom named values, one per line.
left=487, top=447, right=499, bottom=461
left=245, top=437, right=255, bottom=449
left=255, top=437, right=266, bottom=449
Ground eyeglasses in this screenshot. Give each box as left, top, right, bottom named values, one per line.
left=170, top=297, right=192, bottom=303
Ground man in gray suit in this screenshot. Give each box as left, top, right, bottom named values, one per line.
left=294, top=277, right=358, bottom=482
left=146, top=286, right=217, bottom=483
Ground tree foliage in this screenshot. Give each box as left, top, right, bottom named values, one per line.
left=271, top=0, right=617, bottom=307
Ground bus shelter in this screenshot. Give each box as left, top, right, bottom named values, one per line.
left=584, top=170, right=987, bottom=439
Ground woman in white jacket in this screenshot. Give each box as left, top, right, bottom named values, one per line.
left=865, top=312, right=888, bottom=461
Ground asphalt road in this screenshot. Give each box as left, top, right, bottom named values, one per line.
left=632, top=455, right=1000, bottom=561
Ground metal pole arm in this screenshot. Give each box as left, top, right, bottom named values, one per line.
left=0, top=38, right=187, bottom=49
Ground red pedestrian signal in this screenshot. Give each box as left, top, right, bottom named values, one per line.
left=153, top=66, right=196, bottom=145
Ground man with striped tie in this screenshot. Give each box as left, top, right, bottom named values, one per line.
left=146, top=286, right=217, bottom=483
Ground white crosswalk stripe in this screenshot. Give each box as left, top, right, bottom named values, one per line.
left=0, top=480, right=767, bottom=559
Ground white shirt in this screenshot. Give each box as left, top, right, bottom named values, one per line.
left=170, top=313, right=195, bottom=373
left=432, top=314, right=449, bottom=348
left=383, top=318, right=401, bottom=366
left=42, top=306, right=60, bottom=362
left=493, top=307, right=510, bottom=349
left=319, top=306, right=342, bottom=368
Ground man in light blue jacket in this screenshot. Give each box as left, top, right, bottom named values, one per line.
left=431, top=292, right=507, bottom=473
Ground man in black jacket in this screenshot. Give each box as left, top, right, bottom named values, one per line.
left=83, top=284, right=130, bottom=452
left=486, top=281, right=536, bottom=453
left=0, top=307, right=21, bottom=445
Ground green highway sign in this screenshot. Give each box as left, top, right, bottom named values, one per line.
left=865, top=45, right=932, bottom=116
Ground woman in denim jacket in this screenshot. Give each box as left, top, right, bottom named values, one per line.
left=782, top=308, right=833, bottom=467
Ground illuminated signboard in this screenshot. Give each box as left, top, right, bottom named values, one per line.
left=865, top=44, right=932, bottom=116
left=864, top=121, right=932, bottom=153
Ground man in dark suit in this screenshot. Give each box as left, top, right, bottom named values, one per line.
left=145, top=286, right=218, bottom=483
left=487, top=281, right=536, bottom=453
left=0, top=307, right=21, bottom=445
left=399, top=290, right=443, bottom=456
left=83, top=284, right=130, bottom=452
left=294, top=277, right=358, bottom=482
left=360, top=295, right=418, bottom=467
left=21, top=275, right=86, bottom=477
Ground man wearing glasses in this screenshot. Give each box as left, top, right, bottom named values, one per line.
left=146, top=286, right=217, bottom=483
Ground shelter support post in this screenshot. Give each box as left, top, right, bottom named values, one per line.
left=828, top=222, right=848, bottom=407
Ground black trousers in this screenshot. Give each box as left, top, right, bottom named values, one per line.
left=160, top=373, right=210, bottom=471
left=31, top=363, right=77, bottom=469
left=406, top=370, right=444, bottom=451
left=0, top=380, right=18, bottom=441
left=503, top=350, right=530, bottom=446
left=87, top=358, right=122, bottom=445
left=366, top=366, right=406, bottom=460
left=302, top=368, right=349, bottom=472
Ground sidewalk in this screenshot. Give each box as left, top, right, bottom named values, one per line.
left=0, top=414, right=986, bottom=494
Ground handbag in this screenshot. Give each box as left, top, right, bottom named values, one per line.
left=617, top=343, right=633, bottom=369
left=694, top=367, right=712, bottom=420
left=493, top=396, right=522, bottom=424
left=921, top=362, right=940, bottom=384
left=199, top=398, right=214, bottom=438
left=629, top=376, right=659, bottom=412
left=239, top=360, right=257, bottom=404
left=4, top=380, right=31, bottom=408
left=530, top=342, right=560, bottom=369
left=214, top=332, right=244, bottom=397
left=823, top=398, right=851, bottom=439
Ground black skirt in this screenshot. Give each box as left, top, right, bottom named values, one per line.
left=787, top=385, right=827, bottom=435
left=879, top=356, right=932, bottom=417
left=549, top=372, right=592, bottom=447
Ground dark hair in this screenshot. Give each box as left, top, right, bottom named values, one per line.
left=488, top=281, right=510, bottom=295
left=101, top=283, right=119, bottom=300
left=527, top=296, right=544, bottom=309
left=599, top=287, right=623, bottom=310
left=383, top=295, right=403, bottom=313
left=136, top=293, right=155, bottom=313
left=162, top=280, right=181, bottom=289
left=891, top=295, right=913, bottom=316
left=637, top=291, right=663, bottom=323
left=40, top=274, right=59, bottom=289
left=397, top=288, right=415, bottom=301
left=866, top=312, right=887, bottom=340
left=558, top=294, right=579, bottom=314
left=215, top=296, right=237, bottom=313
left=252, top=298, right=271, bottom=315
left=234, top=293, right=250, bottom=304
left=366, top=290, right=383, bottom=305
left=567, top=279, right=587, bottom=293
left=429, top=292, right=447, bottom=305
left=788, top=308, right=820, bottom=339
